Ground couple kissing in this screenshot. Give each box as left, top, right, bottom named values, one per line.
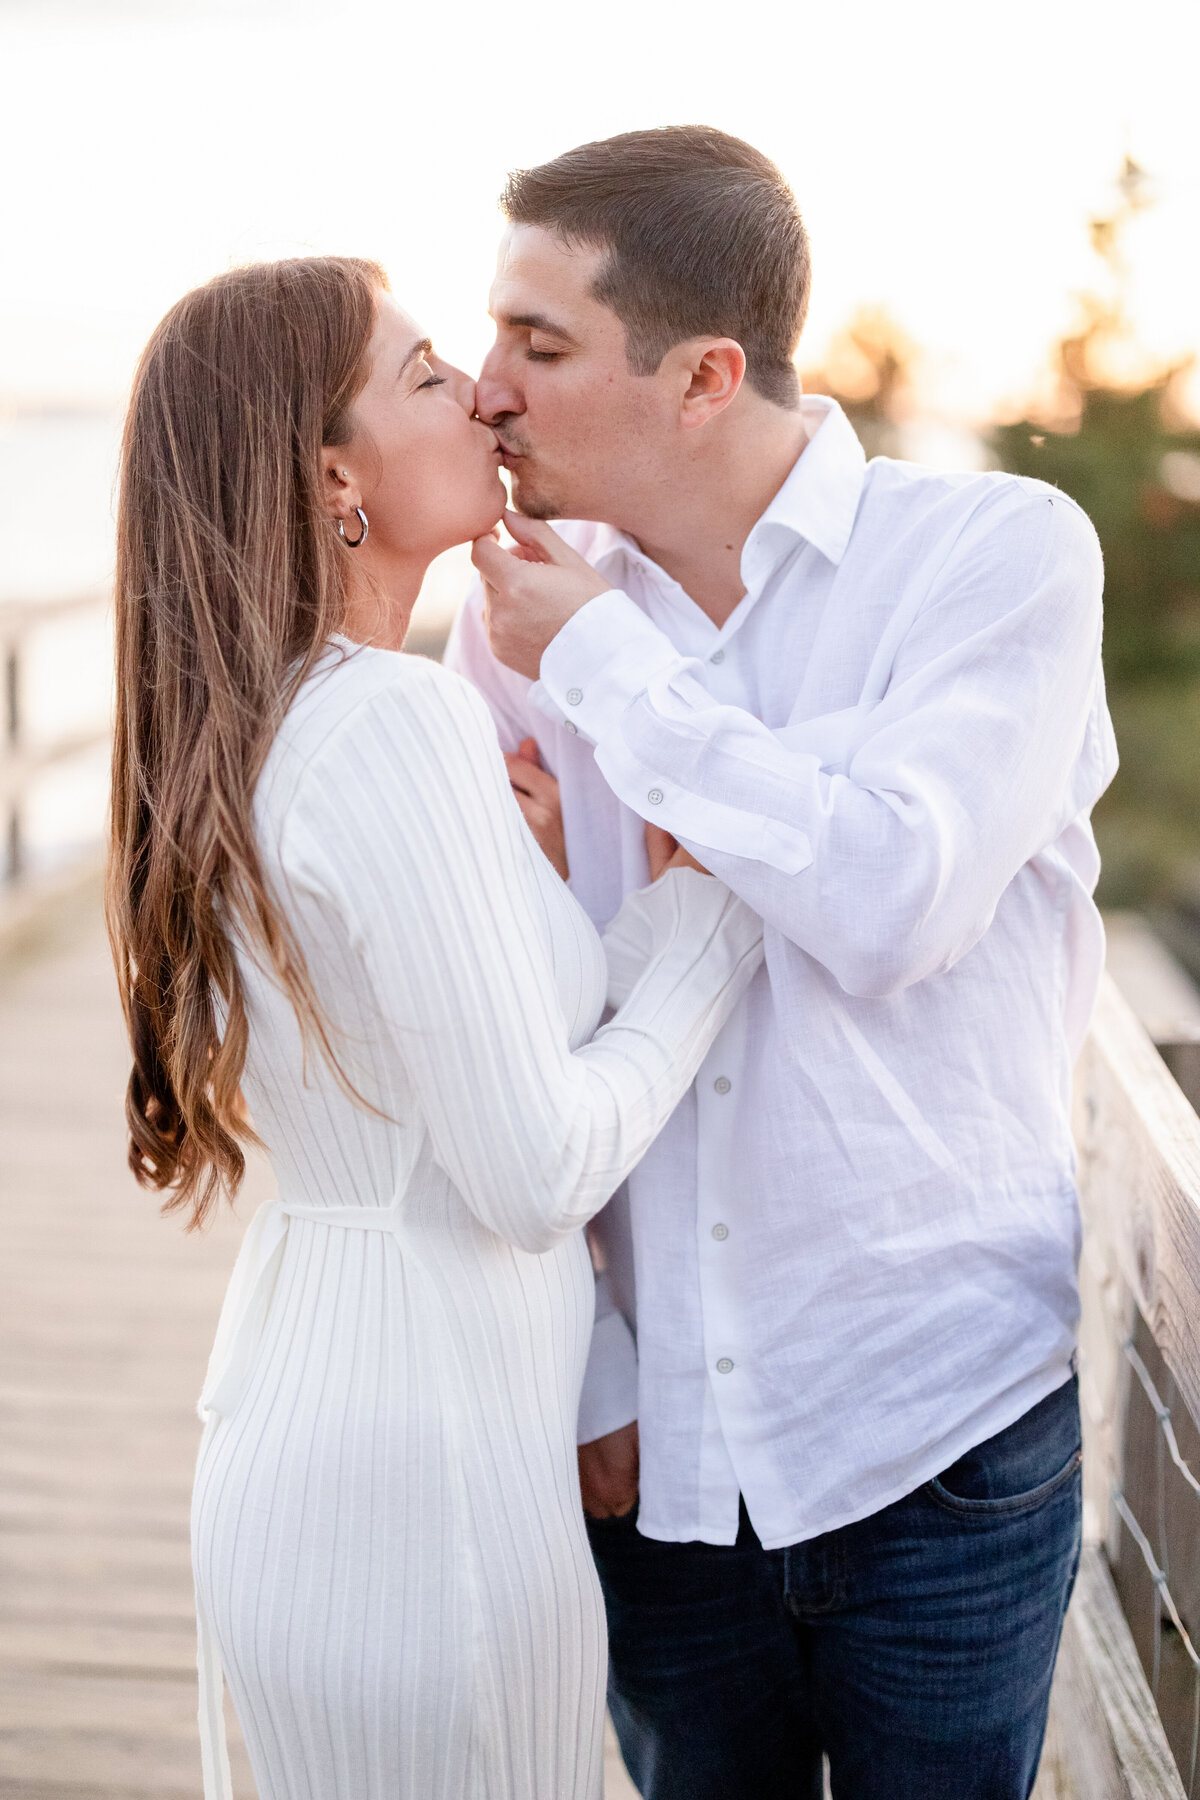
left=108, top=124, right=1115, bottom=1800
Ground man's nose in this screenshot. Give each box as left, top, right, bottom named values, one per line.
left=475, top=345, right=523, bottom=425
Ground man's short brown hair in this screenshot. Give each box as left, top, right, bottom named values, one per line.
left=501, top=126, right=810, bottom=409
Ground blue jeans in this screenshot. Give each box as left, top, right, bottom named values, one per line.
left=587, top=1376, right=1082, bottom=1800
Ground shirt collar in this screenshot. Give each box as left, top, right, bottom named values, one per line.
left=585, top=395, right=866, bottom=589
left=745, top=396, right=866, bottom=572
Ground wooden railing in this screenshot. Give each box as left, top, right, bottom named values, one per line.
left=0, top=592, right=110, bottom=893
left=1037, top=972, right=1200, bottom=1797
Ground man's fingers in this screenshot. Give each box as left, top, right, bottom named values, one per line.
left=515, top=737, right=541, bottom=768
left=471, top=534, right=514, bottom=584
left=502, top=509, right=567, bottom=563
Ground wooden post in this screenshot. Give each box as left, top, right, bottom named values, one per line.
left=0, top=593, right=111, bottom=896
left=4, top=638, right=19, bottom=883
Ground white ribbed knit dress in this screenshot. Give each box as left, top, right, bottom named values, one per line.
left=190, top=642, right=763, bottom=1800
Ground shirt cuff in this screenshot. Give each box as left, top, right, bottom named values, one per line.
left=577, top=1305, right=639, bottom=1446
left=531, top=589, right=682, bottom=744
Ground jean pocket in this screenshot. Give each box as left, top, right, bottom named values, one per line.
left=926, top=1443, right=1081, bottom=1517
left=925, top=1377, right=1082, bottom=1517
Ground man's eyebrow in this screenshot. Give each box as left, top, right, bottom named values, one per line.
left=400, top=336, right=434, bottom=373
left=499, top=311, right=580, bottom=346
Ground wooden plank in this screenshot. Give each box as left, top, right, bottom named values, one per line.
left=0, top=853, right=104, bottom=964
left=0, top=725, right=110, bottom=805
left=1074, top=975, right=1200, bottom=1434
left=1105, top=913, right=1200, bottom=1048
left=604, top=1721, right=638, bottom=1800
left=1033, top=1547, right=1186, bottom=1799
left=0, top=914, right=259, bottom=1797
left=0, top=591, right=108, bottom=639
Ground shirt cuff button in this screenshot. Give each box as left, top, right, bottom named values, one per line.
left=648, top=788, right=664, bottom=806
left=566, top=687, right=583, bottom=706
left=563, top=720, right=578, bottom=735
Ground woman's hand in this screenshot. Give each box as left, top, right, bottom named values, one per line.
left=472, top=510, right=612, bottom=680
left=646, top=821, right=710, bottom=880
left=507, top=738, right=569, bottom=880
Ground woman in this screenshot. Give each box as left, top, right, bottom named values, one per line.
left=108, top=256, right=762, bottom=1800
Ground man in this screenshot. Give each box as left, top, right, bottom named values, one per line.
left=446, top=126, right=1117, bottom=1799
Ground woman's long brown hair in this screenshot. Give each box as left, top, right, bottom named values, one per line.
left=108, top=257, right=384, bottom=1228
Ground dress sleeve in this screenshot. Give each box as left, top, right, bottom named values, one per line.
left=285, top=661, right=763, bottom=1254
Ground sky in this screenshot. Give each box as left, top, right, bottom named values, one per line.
left=2, top=0, right=1199, bottom=428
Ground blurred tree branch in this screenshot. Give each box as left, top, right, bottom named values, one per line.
left=800, top=307, right=916, bottom=458
left=989, top=160, right=1200, bottom=906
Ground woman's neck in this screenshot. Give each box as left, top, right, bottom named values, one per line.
left=340, top=553, right=427, bottom=652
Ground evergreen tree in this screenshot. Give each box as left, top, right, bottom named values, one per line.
left=989, top=161, right=1200, bottom=905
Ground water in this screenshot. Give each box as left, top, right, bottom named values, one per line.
left=0, top=410, right=472, bottom=874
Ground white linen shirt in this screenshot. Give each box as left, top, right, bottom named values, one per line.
left=445, top=396, right=1118, bottom=1551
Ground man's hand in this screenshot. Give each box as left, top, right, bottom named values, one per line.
left=578, top=1420, right=640, bottom=1519
left=507, top=737, right=569, bottom=880
left=472, top=510, right=612, bottom=680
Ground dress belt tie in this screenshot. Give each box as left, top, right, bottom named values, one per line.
left=194, top=1195, right=406, bottom=1800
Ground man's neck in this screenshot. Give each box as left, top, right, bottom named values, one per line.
left=622, top=401, right=810, bottom=628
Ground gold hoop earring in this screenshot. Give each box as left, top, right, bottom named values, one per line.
left=338, top=507, right=368, bottom=549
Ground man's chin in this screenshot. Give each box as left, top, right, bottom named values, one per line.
left=507, top=468, right=563, bottom=522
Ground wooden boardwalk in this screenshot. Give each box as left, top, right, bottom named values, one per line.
left=0, top=897, right=635, bottom=1798
left=11, top=890, right=1194, bottom=1798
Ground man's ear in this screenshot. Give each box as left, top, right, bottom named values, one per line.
left=320, top=451, right=362, bottom=522
left=678, top=338, right=747, bottom=431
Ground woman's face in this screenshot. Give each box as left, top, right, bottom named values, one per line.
left=331, top=292, right=505, bottom=573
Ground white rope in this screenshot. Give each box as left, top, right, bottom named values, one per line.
left=1122, top=1337, right=1200, bottom=1502
left=1111, top=1489, right=1200, bottom=1677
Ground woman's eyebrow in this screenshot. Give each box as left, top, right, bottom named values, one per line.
left=400, top=336, right=434, bottom=374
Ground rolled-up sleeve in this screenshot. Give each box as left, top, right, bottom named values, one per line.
left=533, top=486, right=1115, bottom=998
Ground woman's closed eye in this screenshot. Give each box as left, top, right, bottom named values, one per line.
left=418, top=372, right=447, bottom=389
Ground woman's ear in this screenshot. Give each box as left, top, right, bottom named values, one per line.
left=321, top=452, right=362, bottom=522
left=678, top=339, right=746, bottom=431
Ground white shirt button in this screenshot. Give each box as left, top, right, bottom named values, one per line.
left=563, top=720, right=578, bottom=734
left=648, top=788, right=664, bottom=806
left=711, top=1223, right=729, bottom=1241
left=710, top=648, right=725, bottom=664
left=716, top=1357, right=735, bottom=1374
left=566, top=687, right=583, bottom=706
left=713, top=1076, right=732, bottom=1094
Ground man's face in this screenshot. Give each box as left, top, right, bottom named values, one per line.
left=477, top=225, right=671, bottom=524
